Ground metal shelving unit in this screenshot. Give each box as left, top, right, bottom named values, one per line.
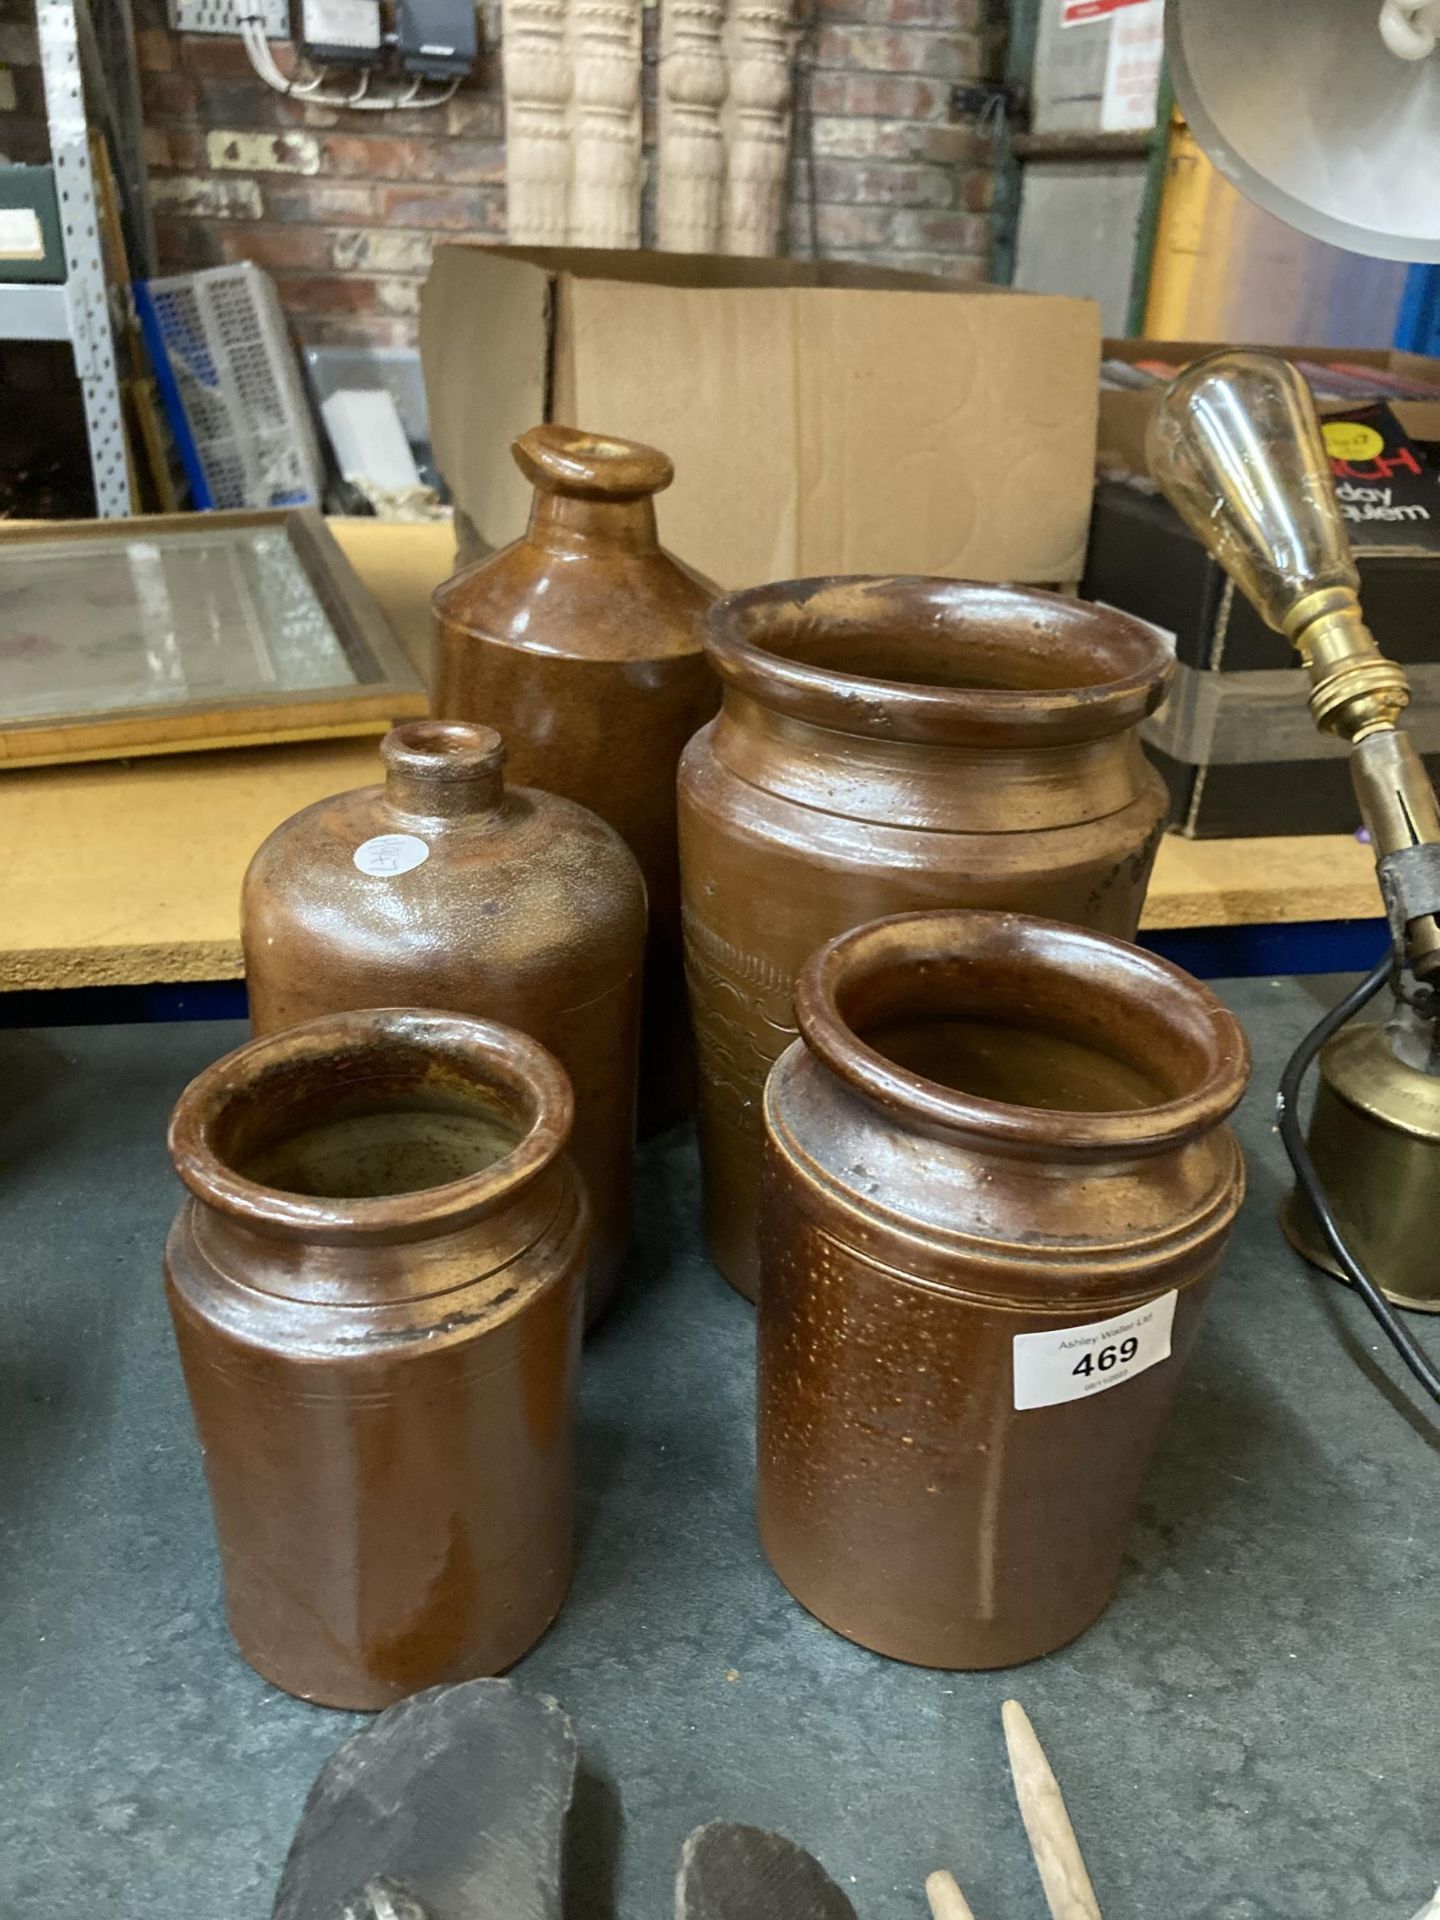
left=0, top=0, right=133, bottom=515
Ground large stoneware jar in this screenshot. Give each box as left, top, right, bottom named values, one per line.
left=677, top=575, right=1173, bottom=1298
left=433, top=424, right=718, bottom=1131
left=242, top=720, right=645, bottom=1325
left=758, top=910, right=1250, bottom=1669
left=165, top=1009, right=587, bottom=1709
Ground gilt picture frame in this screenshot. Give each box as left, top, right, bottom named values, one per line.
left=0, top=508, right=427, bottom=769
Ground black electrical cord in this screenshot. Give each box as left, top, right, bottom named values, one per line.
left=1276, top=951, right=1440, bottom=1405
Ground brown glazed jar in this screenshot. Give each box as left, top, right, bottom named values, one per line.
left=164, top=1009, right=586, bottom=1709
left=242, top=720, right=645, bottom=1325
left=678, top=576, right=1174, bottom=1298
left=758, top=910, right=1250, bottom=1670
left=432, top=425, right=719, bottom=1132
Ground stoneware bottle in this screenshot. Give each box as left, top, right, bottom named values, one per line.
left=165, top=1008, right=588, bottom=1709
left=677, top=575, right=1174, bottom=1299
left=242, top=720, right=645, bottom=1325
left=757, top=909, right=1251, bottom=1670
left=432, top=424, right=719, bottom=1132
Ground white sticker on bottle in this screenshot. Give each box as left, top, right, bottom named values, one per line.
left=1012, top=1291, right=1177, bottom=1411
left=353, top=832, right=429, bottom=877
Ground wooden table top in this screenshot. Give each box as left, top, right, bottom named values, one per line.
left=0, top=518, right=1383, bottom=992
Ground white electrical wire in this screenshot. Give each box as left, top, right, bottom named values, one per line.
left=238, top=15, right=462, bottom=110
left=1379, top=0, right=1440, bottom=60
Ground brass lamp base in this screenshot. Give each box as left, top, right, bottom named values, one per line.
left=1281, top=1020, right=1440, bottom=1314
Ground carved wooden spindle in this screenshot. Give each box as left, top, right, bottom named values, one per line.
left=721, top=0, right=794, bottom=255
left=658, top=0, right=727, bottom=252
left=502, top=0, right=574, bottom=243
left=570, top=0, right=643, bottom=247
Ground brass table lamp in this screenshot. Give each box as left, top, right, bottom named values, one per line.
left=1148, top=350, right=1440, bottom=1400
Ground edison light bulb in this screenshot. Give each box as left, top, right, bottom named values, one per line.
left=1146, top=350, right=1361, bottom=640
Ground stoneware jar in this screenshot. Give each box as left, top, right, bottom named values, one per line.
left=242, top=719, right=645, bottom=1325
left=678, top=575, right=1174, bottom=1298
left=432, top=424, right=718, bottom=1132
left=757, top=909, right=1250, bottom=1670
left=164, top=1008, right=587, bottom=1709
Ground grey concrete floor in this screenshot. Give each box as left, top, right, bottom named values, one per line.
left=0, top=978, right=1436, bottom=1920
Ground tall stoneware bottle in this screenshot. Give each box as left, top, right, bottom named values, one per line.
left=432, top=424, right=719, bottom=1132
left=165, top=1008, right=587, bottom=1708
left=242, top=719, right=646, bottom=1326
left=678, top=576, right=1174, bottom=1300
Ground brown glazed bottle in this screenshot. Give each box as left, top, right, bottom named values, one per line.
left=432, top=425, right=719, bottom=1133
left=678, top=576, right=1174, bottom=1299
left=757, top=909, right=1250, bottom=1669
left=242, top=720, right=645, bottom=1325
left=165, top=1008, right=587, bottom=1709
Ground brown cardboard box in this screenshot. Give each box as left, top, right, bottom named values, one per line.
left=1084, top=480, right=1440, bottom=837
left=1098, top=339, right=1440, bottom=480
left=419, top=245, right=1100, bottom=590
left=1087, top=340, right=1440, bottom=838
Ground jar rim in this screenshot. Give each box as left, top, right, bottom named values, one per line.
left=704, top=577, right=1173, bottom=748
left=167, top=1009, right=574, bottom=1244
left=792, top=910, right=1251, bottom=1160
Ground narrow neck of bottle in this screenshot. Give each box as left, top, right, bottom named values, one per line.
left=384, top=763, right=506, bottom=821
left=528, top=491, right=660, bottom=556
left=380, top=722, right=509, bottom=822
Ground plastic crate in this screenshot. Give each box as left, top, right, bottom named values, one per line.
left=135, top=262, right=323, bottom=510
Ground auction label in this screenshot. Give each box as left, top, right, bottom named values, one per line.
left=353, top=832, right=430, bottom=877
left=1013, top=1291, right=1176, bottom=1411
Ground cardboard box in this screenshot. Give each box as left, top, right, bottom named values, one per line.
left=419, top=245, right=1100, bottom=590
left=1086, top=341, right=1440, bottom=837
left=1098, top=338, right=1440, bottom=482
left=1086, top=481, right=1440, bottom=674
left=1084, top=481, right=1440, bottom=837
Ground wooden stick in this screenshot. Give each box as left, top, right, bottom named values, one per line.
left=1001, top=1700, right=1103, bottom=1920
left=925, top=1869, right=979, bottom=1920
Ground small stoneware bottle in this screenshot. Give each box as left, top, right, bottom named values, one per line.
left=165, top=1008, right=587, bottom=1709
left=432, top=424, right=719, bottom=1132
left=241, top=720, right=645, bottom=1325
left=679, top=575, right=1174, bottom=1300
left=758, top=908, right=1250, bottom=1669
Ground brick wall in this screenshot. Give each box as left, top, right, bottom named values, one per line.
left=0, top=2, right=1002, bottom=350
left=131, top=0, right=507, bottom=349
left=0, top=20, right=50, bottom=163
left=790, top=0, right=1001, bottom=279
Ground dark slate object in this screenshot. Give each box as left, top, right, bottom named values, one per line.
left=675, top=1823, right=859, bottom=1920
left=272, top=1679, right=577, bottom=1920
